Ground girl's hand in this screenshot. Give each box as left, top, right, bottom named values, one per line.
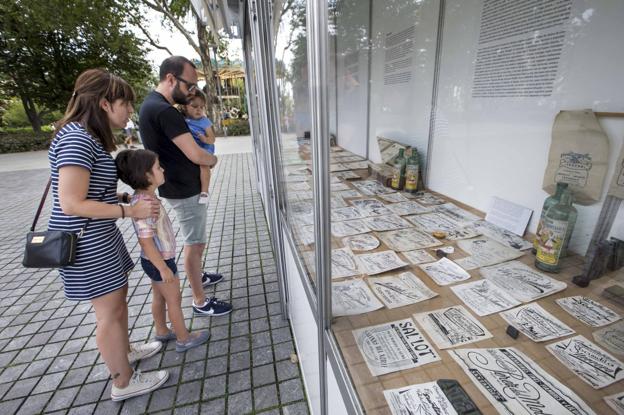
left=130, top=198, right=159, bottom=219
left=160, top=267, right=177, bottom=283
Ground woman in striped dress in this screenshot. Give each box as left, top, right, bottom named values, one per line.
left=48, top=69, right=168, bottom=401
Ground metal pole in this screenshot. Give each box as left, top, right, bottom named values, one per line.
left=308, top=0, right=331, bottom=413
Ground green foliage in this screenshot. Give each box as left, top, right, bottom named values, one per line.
left=0, top=131, right=52, bottom=154
left=0, top=0, right=154, bottom=131
left=223, top=119, right=250, bottom=136
left=2, top=98, right=62, bottom=128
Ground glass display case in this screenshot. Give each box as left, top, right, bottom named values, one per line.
left=241, top=0, right=624, bottom=414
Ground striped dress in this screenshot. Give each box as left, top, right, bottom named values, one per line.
left=48, top=122, right=134, bottom=300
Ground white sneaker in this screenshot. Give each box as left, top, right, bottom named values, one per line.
left=111, top=369, right=169, bottom=401
left=128, top=341, right=162, bottom=364
left=198, top=192, right=209, bottom=204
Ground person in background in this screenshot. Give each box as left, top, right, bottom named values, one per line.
left=180, top=89, right=216, bottom=204
left=48, top=69, right=167, bottom=401
left=123, top=118, right=136, bottom=148
left=139, top=55, right=232, bottom=317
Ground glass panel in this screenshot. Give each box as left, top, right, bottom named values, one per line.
left=327, top=0, right=624, bottom=413
left=273, top=1, right=317, bottom=288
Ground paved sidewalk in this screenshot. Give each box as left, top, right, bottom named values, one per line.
left=0, top=153, right=309, bottom=415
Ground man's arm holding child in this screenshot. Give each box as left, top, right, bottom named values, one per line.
left=172, top=133, right=218, bottom=167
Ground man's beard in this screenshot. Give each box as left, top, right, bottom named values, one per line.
left=172, top=83, right=189, bottom=105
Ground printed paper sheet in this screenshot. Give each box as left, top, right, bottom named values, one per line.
left=332, top=279, right=384, bottom=316
left=330, top=207, right=362, bottom=222
left=352, top=180, right=395, bottom=196
left=331, top=248, right=361, bottom=279
left=377, top=228, right=443, bottom=252
left=455, top=237, right=525, bottom=270
left=446, top=226, right=482, bottom=241
left=450, top=279, right=521, bottom=316
left=556, top=296, right=622, bottom=327
left=480, top=260, right=567, bottom=303
left=384, top=382, right=458, bottom=415
left=402, top=249, right=437, bottom=264
left=342, top=234, right=380, bottom=251
left=449, top=348, right=595, bottom=415
left=419, top=258, right=471, bottom=286
left=356, top=250, right=408, bottom=275
left=353, top=318, right=440, bottom=376
left=350, top=198, right=392, bottom=217
left=593, top=321, right=624, bottom=356
left=474, top=219, right=533, bottom=251
left=605, top=391, right=624, bottom=415
left=363, top=215, right=413, bottom=232
left=331, top=219, right=372, bottom=237
left=367, top=272, right=437, bottom=309
left=414, top=192, right=446, bottom=205
left=500, top=303, right=575, bottom=342
left=386, top=201, right=431, bottom=216
left=547, top=335, right=624, bottom=389
left=434, top=203, right=481, bottom=227
left=405, top=212, right=464, bottom=233
left=379, top=192, right=410, bottom=203
left=414, top=305, right=492, bottom=349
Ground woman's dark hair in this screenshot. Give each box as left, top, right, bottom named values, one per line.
left=179, top=89, right=206, bottom=117
left=57, top=68, right=135, bottom=153
left=115, top=149, right=158, bottom=190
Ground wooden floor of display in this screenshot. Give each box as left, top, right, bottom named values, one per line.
left=328, top=189, right=624, bottom=415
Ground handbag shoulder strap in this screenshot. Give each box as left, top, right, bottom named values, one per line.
left=30, top=178, right=114, bottom=234
left=30, top=178, right=52, bottom=232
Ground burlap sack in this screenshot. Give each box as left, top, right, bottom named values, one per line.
left=608, top=142, right=624, bottom=199
left=542, top=110, right=609, bottom=205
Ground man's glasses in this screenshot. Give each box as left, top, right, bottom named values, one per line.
left=175, top=76, right=198, bottom=93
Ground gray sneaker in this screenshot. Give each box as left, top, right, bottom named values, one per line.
left=111, top=369, right=168, bottom=401
left=155, top=329, right=176, bottom=342
left=175, top=330, right=211, bottom=353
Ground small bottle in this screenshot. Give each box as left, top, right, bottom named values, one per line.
left=532, top=183, right=568, bottom=254
left=390, top=148, right=406, bottom=190
left=404, top=149, right=420, bottom=193
left=535, top=190, right=576, bottom=273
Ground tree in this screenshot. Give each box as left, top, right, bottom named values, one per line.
left=134, top=0, right=231, bottom=127
left=0, top=0, right=153, bottom=132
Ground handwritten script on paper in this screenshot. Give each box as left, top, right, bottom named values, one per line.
left=353, top=318, right=440, bottom=376
left=332, top=279, right=384, bottom=316
left=419, top=258, right=471, bottom=286
left=593, top=321, right=624, bottom=357
left=450, top=348, right=595, bottom=415
left=547, top=335, right=624, bottom=389
left=368, top=272, right=438, bottom=309
left=384, top=382, right=458, bottom=415
left=414, top=305, right=492, bottom=349
left=450, top=279, right=521, bottom=316
left=556, top=296, right=622, bottom=327
left=500, top=303, right=574, bottom=342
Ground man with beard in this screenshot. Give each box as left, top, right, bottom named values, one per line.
left=139, top=56, right=233, bottom=318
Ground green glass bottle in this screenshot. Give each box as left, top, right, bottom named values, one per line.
left=535, top=189, right=576, bottom=273
left=561, top=191, right=578, bottom=258
left=390, top=148, right=407, bottom=190
left=532, top=182, right=568, bottom=254
left=404, top=149, right=420, bottom=193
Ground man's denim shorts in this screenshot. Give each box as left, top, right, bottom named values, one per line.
left=165, top=194, right=208, bottom=245
left=141, top=257, right=177, bottom=282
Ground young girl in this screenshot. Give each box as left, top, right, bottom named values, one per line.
left=116, top=149, right=210, bottom=353
left=181, top=90, right=216, bottom=204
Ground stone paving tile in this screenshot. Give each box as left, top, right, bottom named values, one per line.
left=0, top=154, right=309, bottom=414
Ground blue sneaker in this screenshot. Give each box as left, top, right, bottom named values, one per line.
left=175, top=330, right=211, bottom=352
left=202, top=272, right=224, bottom=287
left=193, top=297, right=233, bottom=317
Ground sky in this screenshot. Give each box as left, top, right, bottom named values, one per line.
left=140, top=7, right=243, bottom=76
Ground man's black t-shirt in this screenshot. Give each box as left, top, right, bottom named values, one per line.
left=139, top=91, right=200, bottom=199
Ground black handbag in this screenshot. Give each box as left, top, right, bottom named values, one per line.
left=22, top=179, right=109, bottom=268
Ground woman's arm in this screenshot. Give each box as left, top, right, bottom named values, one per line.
left=58, top=166, right=158, bottom=219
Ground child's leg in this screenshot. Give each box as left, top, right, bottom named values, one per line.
left=200, top=165, right=210, bottom=194
left=205, top=168, right=211, bottom=193
left=152, top=280, right=191, bottom=342
left=151, top=282, right=169, bottom=337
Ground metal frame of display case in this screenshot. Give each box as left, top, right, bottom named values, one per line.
left=241, top=0, right=368, bottom=414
